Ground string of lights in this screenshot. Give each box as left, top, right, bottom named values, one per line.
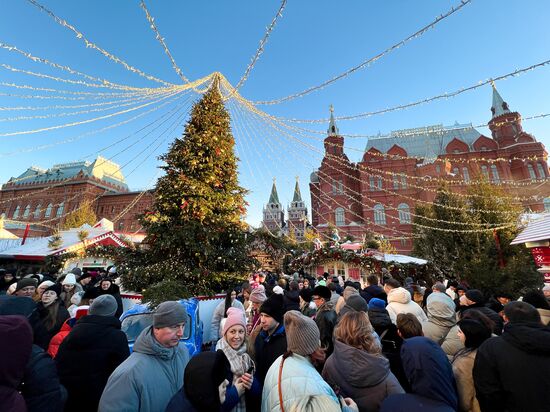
left=0, top=91, right=188, bottom=158
left=0, top=42, right=150, bottom=91
left=25, top=0, right=175, bottom=87
left=253, top=0, right=472, bottom=105
left=0, top=88, right=184, bottom=137
left=139, top=0, right=193, bottom=86
left=233, top=0, right=287, bottom=93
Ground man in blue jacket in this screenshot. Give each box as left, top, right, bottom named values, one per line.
left=98, top=301, right=190, bottom=412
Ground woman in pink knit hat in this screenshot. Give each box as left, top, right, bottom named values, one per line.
left=215, top=307, right=260, bottom=411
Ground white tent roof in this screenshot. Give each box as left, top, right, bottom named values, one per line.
left=374, top=253, right=428, bottom=265
left=511, top=213, right=550, bottom=245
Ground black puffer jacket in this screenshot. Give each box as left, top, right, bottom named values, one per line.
left=36, top=301, right=70, bottom=346
left=361, top=285, right=387, bottom=303
left=473, top=321, right=550, bottom=412
left=23, top=345, right=67, bottom=412
left=56, top=314, right=130, bottom=412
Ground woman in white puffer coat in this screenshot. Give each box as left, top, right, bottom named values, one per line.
left=385, top=285, right=427, bottom=325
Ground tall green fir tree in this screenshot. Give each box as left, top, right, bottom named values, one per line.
left=121, top=81, right=254, bottom=304
left=413, top=182, right=541, bottom=296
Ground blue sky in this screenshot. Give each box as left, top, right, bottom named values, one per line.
left=0, top=1, right=549, bottom=226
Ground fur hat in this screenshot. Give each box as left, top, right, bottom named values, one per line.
left=312, top=285, right=331, bottom=301
left=15, top=278, right=37, bottom=292
left=465, top=289, right=484, bottom=304
left=89, top=294, right=117, bottom=317
left=259, top=293, right=284, bottom=323
left=284, top=310, right=320, bottom=356
left=368, top=298, right=386, bottom=310
left=62, top=273, right=77, bottom=286
left=153, top=301, right=187, bottom=328
left=249, top=285, right=267, bottom=303
left=222, top=307, right=247, bottom=337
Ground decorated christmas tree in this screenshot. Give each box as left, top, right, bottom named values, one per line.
left=121, top=80, right=253, bottom=303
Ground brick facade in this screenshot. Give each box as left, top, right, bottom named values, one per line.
left=310, top=88, right=550, bottom=254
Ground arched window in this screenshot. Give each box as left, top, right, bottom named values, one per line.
left=544, top=198, right=550, bottom=212
left=537, top=162, right=547, bottom=178
left=335, top=208, right=345, bottom=226
left=377, top=177, right=383, bottom=189
left=453, top=167, right=459, bottom=176
left=393, top=175, right=399, bottom=189
left=462, top=167, right=470, bottom=182
left=45, top=203, right=53, bottom=218
left=56, top=202, right=64, bottom=218
left=12, top=205, right=20, bottom=219
left=22, top=204, right=31, bottom=218
left=369, top=175, right=375, bottom=191
left=33, top=204, right=41, bottom=219
left=490, top=165, right=500, bottom=183
left=527, top=164, right=537, bottom=180
left=373, top=204, right=386, bottom=225
left=481, top=165, right=489, bottom=180
left=398, top=203, right=411, bottom=224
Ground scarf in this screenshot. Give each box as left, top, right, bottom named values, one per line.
left=216, top=338, right=254, bottom=412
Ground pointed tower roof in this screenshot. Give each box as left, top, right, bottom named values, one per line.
left=292, top=176, right=303, bottom=202
left=327, top=104, right=339, bottom=136
left=491, top=81, right=511, bottom=118
left=268, top=178, right=280, bottom=204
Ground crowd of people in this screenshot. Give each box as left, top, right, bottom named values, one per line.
left=1, top=266, right=550, bottom=412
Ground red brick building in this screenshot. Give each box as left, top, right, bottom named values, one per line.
left=310, top=87, right=550, bottom=253
left=0, top=156, right=153, bottom=236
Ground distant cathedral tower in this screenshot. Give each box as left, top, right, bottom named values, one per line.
left=262, top=178, right=285, bottom=234
left=287, top=177, right=308, bottom=241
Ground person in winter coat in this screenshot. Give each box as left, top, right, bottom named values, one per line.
left=99, top=301, right=190, bottom=412
left=212, top=288, right=245, bottom=342
left=60, top=274, right=82, bottom=309
left=459, top=289, right=503, bottom=335
left=367, top=298, right=393, bottom=338
left=166, top=350, right=233, bottom=412
left=323, top=311, right=404, bottom=412
left=361, top=274, right=387, bottom=303
left=254, top=293, right=287, bottom=385
left=381, top=336, right=458, bottom=412
left=298, top=288, right=316, bottom=318
left=312, top=285, right=337, bottom=356
left=441, top=309, right=495, bottom=359
left=422, top=291, right=457, bottom=344
left=36, top=283, right=70, bottom=346
left=451, top=317, right=492, bottom=412
left=335, top=285, right=360, bottom=314
left=0, top=270, right=17, bottom=294
left=13, top=277, right=37, bottom=298
left=56, top=295, right=130, bottom=412
left=97, top=278, right=123, bottom=318
left=473, top=301, right=550, bottom=412
left=0, top=294, right=51, bottom=349
left=215, top=307, right=261, bottom=411
left=0, top=315, right=33, bottom=412
left=385, top=282, right=427, bottom=325
left=23, top=339, right=68, bottom=412
left=522, top=289, right=550, bottom=325
left=283, top=281, right=301, bottom=312
left=262, top=310, right=358, bottom=412
left=337, top=294, right=368, bottom=321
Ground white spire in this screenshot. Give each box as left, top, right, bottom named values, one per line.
left=327, top=104, right=339, bottom=136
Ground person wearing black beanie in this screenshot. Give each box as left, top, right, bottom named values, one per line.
left=259, top=293, right=284, bottom=324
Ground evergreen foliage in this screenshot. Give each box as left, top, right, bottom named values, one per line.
left=413, top=182, right=541, bottom=296
left=61, top=200, right=97, bottom=229
left=120, top=84, right=254, bottom=304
